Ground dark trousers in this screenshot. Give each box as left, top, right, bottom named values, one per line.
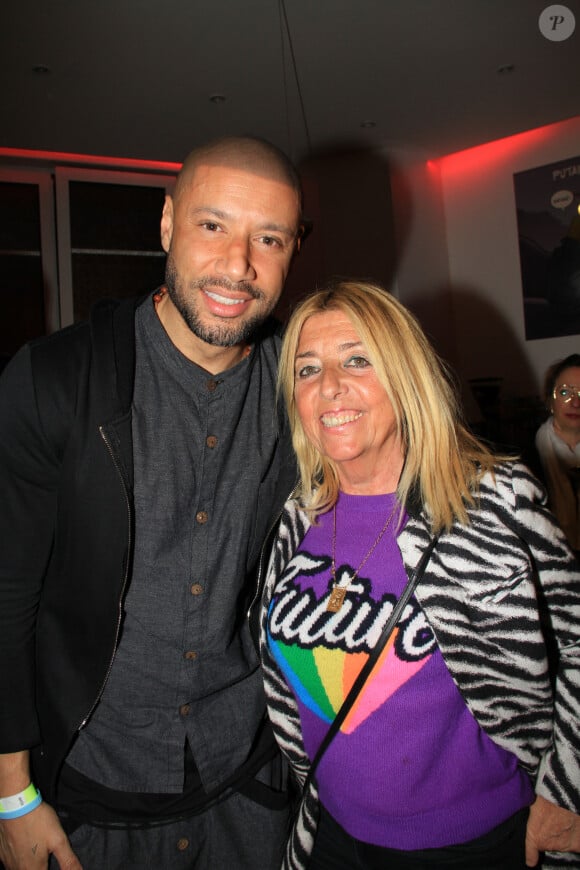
left=308, top=804, right=531, bottom=870
left=48, top=790, right=289, bottom=870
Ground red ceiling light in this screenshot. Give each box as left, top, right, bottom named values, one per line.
left=0, top=147, right=182, bottom=174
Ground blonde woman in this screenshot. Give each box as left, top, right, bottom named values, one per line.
left=259, top=281, right=580, bottom=870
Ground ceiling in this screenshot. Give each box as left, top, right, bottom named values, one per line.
left=1, top=0, right=579, bottom=168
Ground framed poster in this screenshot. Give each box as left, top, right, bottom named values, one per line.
left=514, top=155, right=580, bottom=340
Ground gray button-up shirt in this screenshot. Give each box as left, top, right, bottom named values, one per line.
left=67, top=295, right=292, bottom=793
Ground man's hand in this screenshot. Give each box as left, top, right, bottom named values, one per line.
left=526, top=795, right=580, bottom=866
left=0, top=802, right=82, bottom=870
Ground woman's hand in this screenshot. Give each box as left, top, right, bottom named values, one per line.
left=0, top=802, right=82, bottom=870
left=525, top=795, right=580, bottom=866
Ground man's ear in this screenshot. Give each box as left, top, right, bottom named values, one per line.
left=160, top=195, right=174, bottom=253
left=294, top=218, right=313, bottom=255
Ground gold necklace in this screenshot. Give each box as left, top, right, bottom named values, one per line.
left=327, top=499, right=399, bottom=613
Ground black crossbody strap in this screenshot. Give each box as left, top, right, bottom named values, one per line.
left=303, top=533, right=440, bottom=792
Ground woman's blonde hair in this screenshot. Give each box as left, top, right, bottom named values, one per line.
left=278, top=280, right=498, bottom=533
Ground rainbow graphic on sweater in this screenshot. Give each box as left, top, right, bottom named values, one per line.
left=268, top=618, right=432, bottom=734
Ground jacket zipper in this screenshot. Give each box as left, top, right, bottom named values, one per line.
left=77, top=425, right=133, bottom=730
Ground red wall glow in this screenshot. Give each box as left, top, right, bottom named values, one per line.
left=431, top=123, right=562, bottom=179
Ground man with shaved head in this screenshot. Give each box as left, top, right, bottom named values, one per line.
left=0, top=136, right=304, bottom=868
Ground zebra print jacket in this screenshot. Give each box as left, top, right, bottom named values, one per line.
left=259, top=461, right=580, bottom=870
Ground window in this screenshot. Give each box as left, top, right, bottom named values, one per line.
left=0, top=170, right=58, bottom=361
left=0, top=157, right=178, bottom=362
left=55, top=168, right=175, bottom=325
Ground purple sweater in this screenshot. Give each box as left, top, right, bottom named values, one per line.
left=267, top=491, right=533, bottom=849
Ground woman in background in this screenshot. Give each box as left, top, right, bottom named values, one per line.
left=260, top=281, right=580, bottom=870
left=536, top=353, right=580, bottom=555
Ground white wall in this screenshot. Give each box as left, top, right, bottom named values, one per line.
left=438, top=116, right=580, bottom=414
left=389, top=150, right=455, bottom=367
left=388, top=116, right=580, bottom=423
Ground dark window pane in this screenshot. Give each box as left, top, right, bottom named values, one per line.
left=0, top=182, right=41, bottom=250
left=69, top=182, right=166, bottom=252
left=71, top=253, right=166, bottom=322
left=0, top=254, right=45, bottom=357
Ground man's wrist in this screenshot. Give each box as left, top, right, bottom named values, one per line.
left=0, top=749, right=33, bottom=798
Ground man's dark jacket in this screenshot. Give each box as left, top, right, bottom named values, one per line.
left=0, top=295, right=296, bottom=802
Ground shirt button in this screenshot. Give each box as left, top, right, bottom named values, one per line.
left=179, top=704, right=191, bottom=717
left=184, top=651, right=197, bottom=661
left=177, top=838, right=189, bottom=851
left=196, top=511, right=208, bottom=524
left=190, top=583, right=203, bottom=595
left=207, top=379, right=218, bottom=392
left=206, top=435, right=218, bottom=449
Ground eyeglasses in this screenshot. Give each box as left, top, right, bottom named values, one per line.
left=553, top=384, right=580, bottom=402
